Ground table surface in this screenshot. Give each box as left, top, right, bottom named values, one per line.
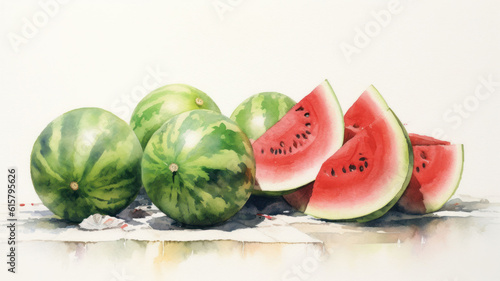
left=2, top=194, right=500, bottom=281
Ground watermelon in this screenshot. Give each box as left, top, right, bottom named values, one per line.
left=230, top=92, right=296, bottom=142
left=251, top=80, right=344, bottom=195
left=396, top=134, right=464, bottom=214
left=344, top=85, right=389, bottom=143
left=130, top=84, right=221, bottom=149
left=30, top=108, right=143, bottom=222
left=284, top=109, right=413, bottom=222
left=284, top=86, right=414, bottom=222
left=142, top=110, right=255, bottom=226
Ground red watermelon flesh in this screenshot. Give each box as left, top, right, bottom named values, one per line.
left=344, top=85, right=389, bottom=143
left=409, top=133, right=451, bottom=146
left=284, top=109, right=413, bottom=222
left=397, top=137, right=464, bottom=214
left=252, top=80, right=344, bottom=195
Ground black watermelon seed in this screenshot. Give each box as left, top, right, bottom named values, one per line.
left=289, top=147, right=292, bottom=153
left=280, top=141, right=285, bottom=147
left=302, top=133, right=307, bottom=139
left=349, top=164, right=356, bottom=172
left=422, top=163, right=426, bottom=168
left=364, top=161, right=368, bottom=168
left=304, top=113, right=310, bottom=117
left=331, top=169, right=335, bottom=176
left=359, top=166, right=364, bottom=172
left=296, top=134, right=301, bottom=139
left=305, top=123, right=311, bottom=127
left=274, top=149, right=278, bottom=155
left=284, top=150, right=286, bottom=155
left=359, top=157, right=366, bottom=161
left=261, top=149, right=264, bottom=154
left=270, top=148, right=274, bottom=153
left=353, top=124, right=359, bottom=128
left=278, top=149, right=282, bottom=154
left=293, top=141, right=298, bottom=148
left=305, top=130, right=311, bottom=135
left=416, top=167, right=420, bottom=173
left=295, top=106, right=304, bottom=111
left=342, top=167, right=346, bottom=173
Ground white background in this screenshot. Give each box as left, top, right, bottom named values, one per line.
left=1, top=0, right=500, bottom=204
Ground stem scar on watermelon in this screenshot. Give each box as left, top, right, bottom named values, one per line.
left=396, top=134, right=464, bottom=214
left=251, top=80, right=344, bottom=196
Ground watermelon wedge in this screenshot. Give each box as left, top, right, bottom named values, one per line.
left=396, top=134, right=464, bottom=214
left=252, top=80, right=344, bottom=195
left=284, top=109, right=413, bottom=222
left=344, top=85, right=389, bottom=143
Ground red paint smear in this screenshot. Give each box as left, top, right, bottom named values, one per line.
left=120, top=224, right=128, bottom=229
left=104, top=218, right=113, bottom=224
left=20, top=203, right=25, bottom=207
left=257, top=213, right=274, bottom=220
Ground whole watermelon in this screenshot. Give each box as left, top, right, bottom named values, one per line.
left=230, top=92, right=295, bottom=141
left=30, top=108, right=143, bottom=222
left=130, top=84, right=221, bottom=149
left=142, top=110, right=255, bottom=226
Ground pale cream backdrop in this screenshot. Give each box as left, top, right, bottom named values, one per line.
left=1, top=0, right=500, bottom=280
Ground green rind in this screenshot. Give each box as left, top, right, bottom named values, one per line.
left=365, top=85, right=389, bottom=112
left=252, top=185, right=303, bottom=197
left=425, top=144, right=465, bottom=213
left=142, top=110, right=255, bottom=226
left=130, top=84, right=221, bottom=149
left=30, top=108, right=143, bottom=222
left=230, top=92, right=296, bottom=141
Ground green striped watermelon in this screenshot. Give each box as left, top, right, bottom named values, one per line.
left=142, top=110, right=255, bottom=226
left=130, top=84, right=221, bottom=149
left=30, top=108, right=143, bottom=222
left=230, top=92, right=296, bottom=142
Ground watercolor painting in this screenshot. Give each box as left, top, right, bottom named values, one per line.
left=1, top=1, right=500, bottom=280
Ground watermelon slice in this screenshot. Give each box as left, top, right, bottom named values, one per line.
left=396, top=134, right=464, bottom=214
left=284, top=109, right=413, bottom=222
left=252, top=80, right=344, bottom=195
left=344, top=85, right=389, bottom=143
